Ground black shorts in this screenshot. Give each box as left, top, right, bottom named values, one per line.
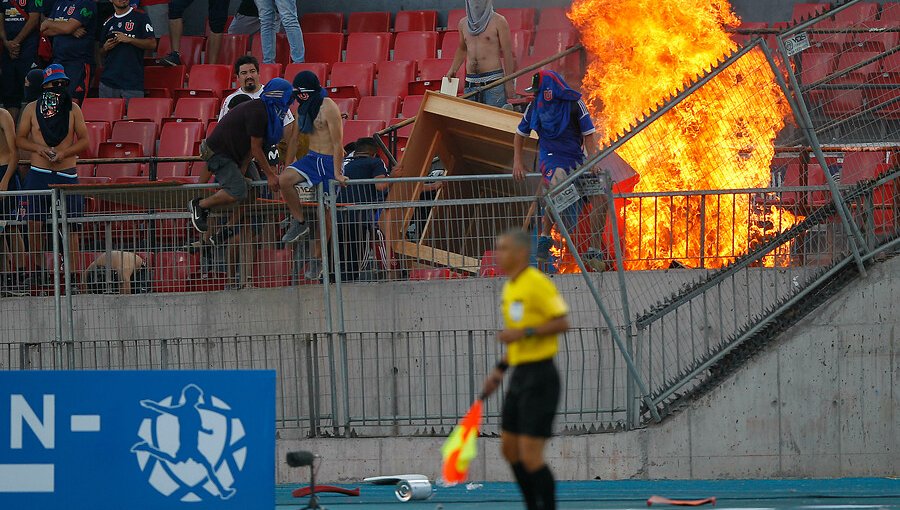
left=501, top=359, right=560, bottom=438
left=169, top=0, right=228, bottom=32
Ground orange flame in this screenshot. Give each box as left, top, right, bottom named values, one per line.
left=569, top=0, right=796, bottom=269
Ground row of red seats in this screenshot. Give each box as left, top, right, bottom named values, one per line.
left=790, top=2, right=900, bottom=23
left=148, top=25, right=577, bottom=72
left=300, top=7, right=573, bottom=34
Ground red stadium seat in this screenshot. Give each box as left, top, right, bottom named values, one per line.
left=357, top=96, right=400, bottom=123
left=82, top=121, right=110, bottom=158
left=82, top=98, right=125, bottom=125
left=497, top=8, right=536, bottom=31
left=800, top=50, right=837, bottom=104
left=143, top=65, right=186, bottom=97
left=333, top=97, right=359, bottom=119
left=417, top=58, right=464, bottom=94
left=284, top=62, right=328, bottom=85
left=96, top=162, right=144, bottom=180
left=409, top=268, right=467, bottom=281
left=478, top=250, right=505, bottom=277
left=532, top=29, right=578, bottom=55
left=110, top=121, right=157, bottom=155
left=400, top=95, right=424, bottom=118
left=253, top=248, right=296, bottom=287
left=347, top=11, right=390, bottom=33
left=76, top=165, right=95, bottom=177
left=156, top=164, right=190, bottom=178
left=446, top=9, right=465, bottom=30
left=393, top=31, right=439, bottom=62
left=864, top=72, right=900, bottom=119
left=156, top=122, right=204, bottom=177
left=836, top=50, right=882, bottom=80
left=346, top=32, right=391, bottom=63
left=153, top=251, right=200, bottom=292
left=173, top=97, right=219, bottom=125
left=251, top=33, right=291, bottom=67
left=97, top=142, right=143, bottom=159
left=376, top=60, right=416, bottom=98
left=301, top=33, right=343, bottom=67
left=300, top=12, right=343, bottom=33
left=781, top=163, right=805, bottom=206
left=881, top=51, right=900, bottom=73
left=157, top=35, right=205, bottom=69
left=440, top=31, right=460, bottom=59
left=809, top=20, right=854, bottom=51
left=855, top=21, right=900, bottom=52
left=206, top=120, right=218, bottom=137
left=822, top=76, right=866, bottom=119
left=841, top=151, right=887, bottom=184
left=126, top=97, right=173, bottom=125
left=208, top=34, right=249, bottom=66
left=394, top=10, right=437, bottom=32
left=330, top=62, right=376, bottom=97
left=343, top=120, right=385, bottom=146
left=259, top=63, right=283, bottom=83
left=792, top=3, right=832, bottom=22
left=509, top=30, right=533, bottom=62
left=181, top=64, right=232, bottom=98
left=882, top=3, right=900, bottom=22
left=808, top=163, right=831, bottom=207
left=833, top=2, right=878, bottom=24
left=537, top=7, right=574, bottom=31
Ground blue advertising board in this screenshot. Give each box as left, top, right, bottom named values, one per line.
left=0, top=370, right=275, bottom=509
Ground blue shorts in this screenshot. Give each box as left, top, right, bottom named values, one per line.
left=20, top=167, right=84, bottom=221
left=541, top=155, right=585, bottom=186
left=289, top=150, right=335, bottom=188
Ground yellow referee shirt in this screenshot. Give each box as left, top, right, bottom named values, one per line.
left=501, top=267, right=569, bottom=366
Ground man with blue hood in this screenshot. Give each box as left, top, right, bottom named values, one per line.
left=512, top=70, right=607, bottom=271
left=279, top=70, right=347, bottom=245
left=188, top=77, right=294, bottom=233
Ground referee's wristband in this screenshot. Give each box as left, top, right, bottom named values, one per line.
left=523, top=327, right=537, bottom=338
left=496, top=361, right=509, bottom=373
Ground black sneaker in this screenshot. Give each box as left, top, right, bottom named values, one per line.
left=160, top=51, right=181, bottom=67
left=281, top=219, right=310, bottom=243
left=188, top=198, right=209, bottom=233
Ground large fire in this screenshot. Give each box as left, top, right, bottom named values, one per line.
left=566, top=0, right=797, bottom=270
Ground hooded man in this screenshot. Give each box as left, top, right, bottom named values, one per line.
left=512, top=71, right=608, bottom=271
left=15, top=64, right=89, bottom=281
left=278, top=70, right=347, bottom=245
left=188, top=77, right=294, bottom=233
left=446, top=0, right=515, bottom=107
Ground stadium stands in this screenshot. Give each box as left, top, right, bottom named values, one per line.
left=376, top=60, right=417, bottom=98
left=300, top=12, right=344, bottom=33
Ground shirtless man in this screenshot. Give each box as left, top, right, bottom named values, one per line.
left=0, top=105, right=25, bottom=294
left=279, top=70, right=348, bottom=244
left=16, top=64, right=88, bottom=278
left=82, top=250, right=148, bottom=294
left=447, top=0, right=515, bottom=108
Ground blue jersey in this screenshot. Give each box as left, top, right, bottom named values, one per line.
left=48, top=0, right=96, bottom=63
left=2, top=0, right=40, bottom=52
left=100, top=7, right=153, bottom=90
left=517, top=99, right=596, bottom=169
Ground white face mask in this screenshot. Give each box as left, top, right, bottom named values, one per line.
left=466, top=0, right=494, bottom=36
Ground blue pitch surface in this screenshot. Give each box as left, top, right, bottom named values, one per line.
left=276, top=478, right=900, bottom=509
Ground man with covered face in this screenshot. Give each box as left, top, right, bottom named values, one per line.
left=15, top=64, right=89, bottom=280
left=188, top=78, right=295, bottom=234
left=446, top=0, right=515, bottom=107
left=279, top=71, right=347, bottom=245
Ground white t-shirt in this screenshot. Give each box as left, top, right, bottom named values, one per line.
left=219, top=85, right=296, bottom=126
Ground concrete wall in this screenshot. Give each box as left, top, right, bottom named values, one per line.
left=277, top=256, right=899, bottom=483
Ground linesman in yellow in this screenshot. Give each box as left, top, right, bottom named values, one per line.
left=481, top=229, right=569, bottom=510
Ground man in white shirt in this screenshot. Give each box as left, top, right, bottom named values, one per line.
left=219, top=55, right=298, bottom=163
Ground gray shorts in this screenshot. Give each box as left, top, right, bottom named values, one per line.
left=144, top=4, right=169, bottom=37
left=228, top=13, right=260, bottom=35
left=208, top=153, right=249, bottom=201
left=99, top=82, right=144, bottom=100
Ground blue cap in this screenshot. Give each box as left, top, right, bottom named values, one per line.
left=42, top=64, right=70, bottom=86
